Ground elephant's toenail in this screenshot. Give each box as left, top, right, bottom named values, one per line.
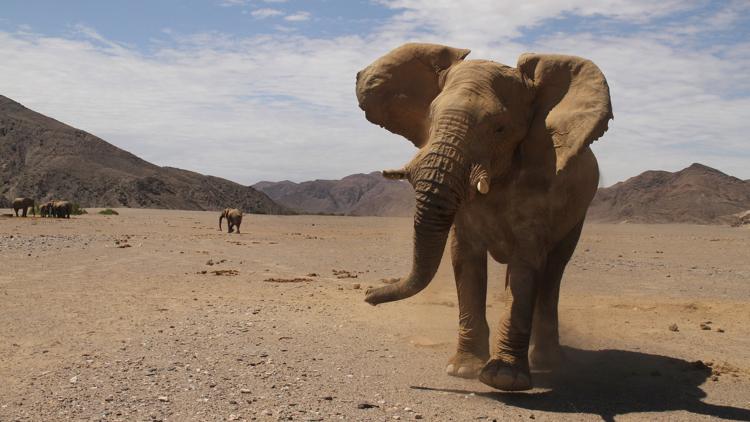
left=456, top=366, right=472, bottom=377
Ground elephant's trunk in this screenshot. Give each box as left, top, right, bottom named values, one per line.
left=365, top=111, right=470, bottom=305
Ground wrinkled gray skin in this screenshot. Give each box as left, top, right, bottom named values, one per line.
left=355, top=43, right=612, bottom=391
left=12, top=197, right=35, bottom=217
left=219, top=208, right=243, bottom=234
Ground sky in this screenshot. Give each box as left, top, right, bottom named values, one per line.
left=1, top=1, right=749, bottom=186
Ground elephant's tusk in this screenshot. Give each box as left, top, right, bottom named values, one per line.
left=470, top=163, right=490, bottom=194
left=382, top=169, right=408, bottom=180
left=477, top=178, right=490, bottom=194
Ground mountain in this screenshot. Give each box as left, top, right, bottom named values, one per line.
left=257, top=163, right=750, bottom=224
left=0, top=95, right=290, bottom=213
left=588, top=163, right=750, bottom=224
left=253, top=172, right=415, bottom=216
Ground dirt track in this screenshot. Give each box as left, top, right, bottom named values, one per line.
left=1, top=209, right=749, bottom=421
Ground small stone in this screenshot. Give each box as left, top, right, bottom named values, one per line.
left=352, top=283, right=361, bottom=290
left=357, top=402, right=378, bottom=409
left=393, top=416, right=401, bottom=420
left=69, top=376, right=78, bottom=384
left=717, top=328, right=725, bottom=333
left=158, top=396, right=169, bottom=402
left=322, top=396, right=333, bottom=401
left=240, top=388, right=251, bottom=394
left=415, top=415, right=423, bottom=420
left=668, top=323, right=679, bottom=332
left=228, top=414, right=240, bottom=421
left=700, top=323, right=711, bottom=331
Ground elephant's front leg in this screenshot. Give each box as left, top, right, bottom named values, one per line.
left=479, top=263, right=538, bottom=391
left=446, top=227, right=489, bottom=379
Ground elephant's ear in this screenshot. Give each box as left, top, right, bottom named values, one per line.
left=356, top=43, right=470, bottom=147
left=518, top=54, right=613, bottom=172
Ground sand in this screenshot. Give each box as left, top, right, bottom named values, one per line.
left=1, top=209, right=749, bottom=421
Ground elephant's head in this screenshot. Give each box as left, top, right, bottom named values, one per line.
left=356, top=43, right=612, bottom=305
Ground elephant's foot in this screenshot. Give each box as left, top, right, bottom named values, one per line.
left=529, top=343, right=564, bottom=371
left=479, top=356, right=531, bottom=391
left=445, top=350, right=487, bottom=379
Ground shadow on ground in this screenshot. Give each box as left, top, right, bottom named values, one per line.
left=413, top=347, right=750, bottom=421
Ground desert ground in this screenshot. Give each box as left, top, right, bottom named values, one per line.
left=1, top=209, right=749, bottom=421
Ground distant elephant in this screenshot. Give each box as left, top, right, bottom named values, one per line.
left=52, top=200, right=72, bottom=218
left=356, top=43, right=613, bottom=391
left=219, top=208, right=243, bottom=234
left=39, top=201, right=54, bottom=218
left=12, top=197, right=35, bottom=217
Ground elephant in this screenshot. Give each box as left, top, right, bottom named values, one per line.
left=219, top=208, right=243, bottom=234
left=52, top=200, right=72, bottom=218
left=12, top=197, right=35, bottom=217
left=39, top=201, right=54, bottom=218
left=355, top=43, right=613, bottom=391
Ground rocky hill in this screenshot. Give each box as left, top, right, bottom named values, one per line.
left=0, top=95, right=290, bottom=213
left=257, top=163, right=750, bottom=224
left=253, top=172, right=414, bottom=216
left=588, top=163, right=750, bottom=224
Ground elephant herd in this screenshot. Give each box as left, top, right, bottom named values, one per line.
left=10, top=197, right=72, bottom=218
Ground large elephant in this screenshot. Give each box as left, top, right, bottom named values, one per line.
left=219, top=208, right=243, bottom=234
left=12, top=197, right=35, bottom=217
left=356, top=43, right=612, bottom=391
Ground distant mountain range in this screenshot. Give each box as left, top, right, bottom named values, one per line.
left=3, top=94, right=747, bottom=224
left=253, top=172, right=414, bottom=216
left=588, top=163, right=750, bottom=224
left=258, top=163, right=750, bottom=225
left=0, top=95, right=290, bottom=214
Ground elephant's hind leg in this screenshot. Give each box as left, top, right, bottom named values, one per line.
left=529, top=219, right=584, bottom=371
left=446, top=226, right=489, bottom=379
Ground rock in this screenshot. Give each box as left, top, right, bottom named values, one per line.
left=700, top=323, right=712, bottom=330
left=69, top=375, right=78, bottom=384
left=158, top=396, right=169, bottom=402
left=668, top=323, right=679, bottom=332
left=357, top=402, right=378, bottom=409
left=352, top=283, right=361, bottom=290
left=717, top=328, right=725, bottom=333
left=415, top=415, right=423, bottom=420
left=228, top=414, right=239, bottom=421
left=240, top=388, right=251, bottom=394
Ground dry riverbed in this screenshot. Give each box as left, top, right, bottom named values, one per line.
left=1, top=209, right=749, bottom=421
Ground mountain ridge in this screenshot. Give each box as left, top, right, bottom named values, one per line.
left=0, top=95, right=290, bottom=214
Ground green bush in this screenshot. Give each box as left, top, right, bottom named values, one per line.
left=98, top=208, right=119, bottom=215
left=71, top=203, right=87, bottom=215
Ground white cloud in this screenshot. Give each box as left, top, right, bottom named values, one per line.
left=284, top=11, right=311, bottom=22
left=251, top=8, right=283, bottom=19
left=0, top=1, right=747, bottom=185
left=219, top=0, right=248, bottom=7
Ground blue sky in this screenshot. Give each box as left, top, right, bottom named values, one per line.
left=1, top=0, right=749, bottom=185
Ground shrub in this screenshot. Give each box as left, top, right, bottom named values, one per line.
left=71, top=203, right=87, bottom=215
left=98, top=208, right=119, bottom=215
